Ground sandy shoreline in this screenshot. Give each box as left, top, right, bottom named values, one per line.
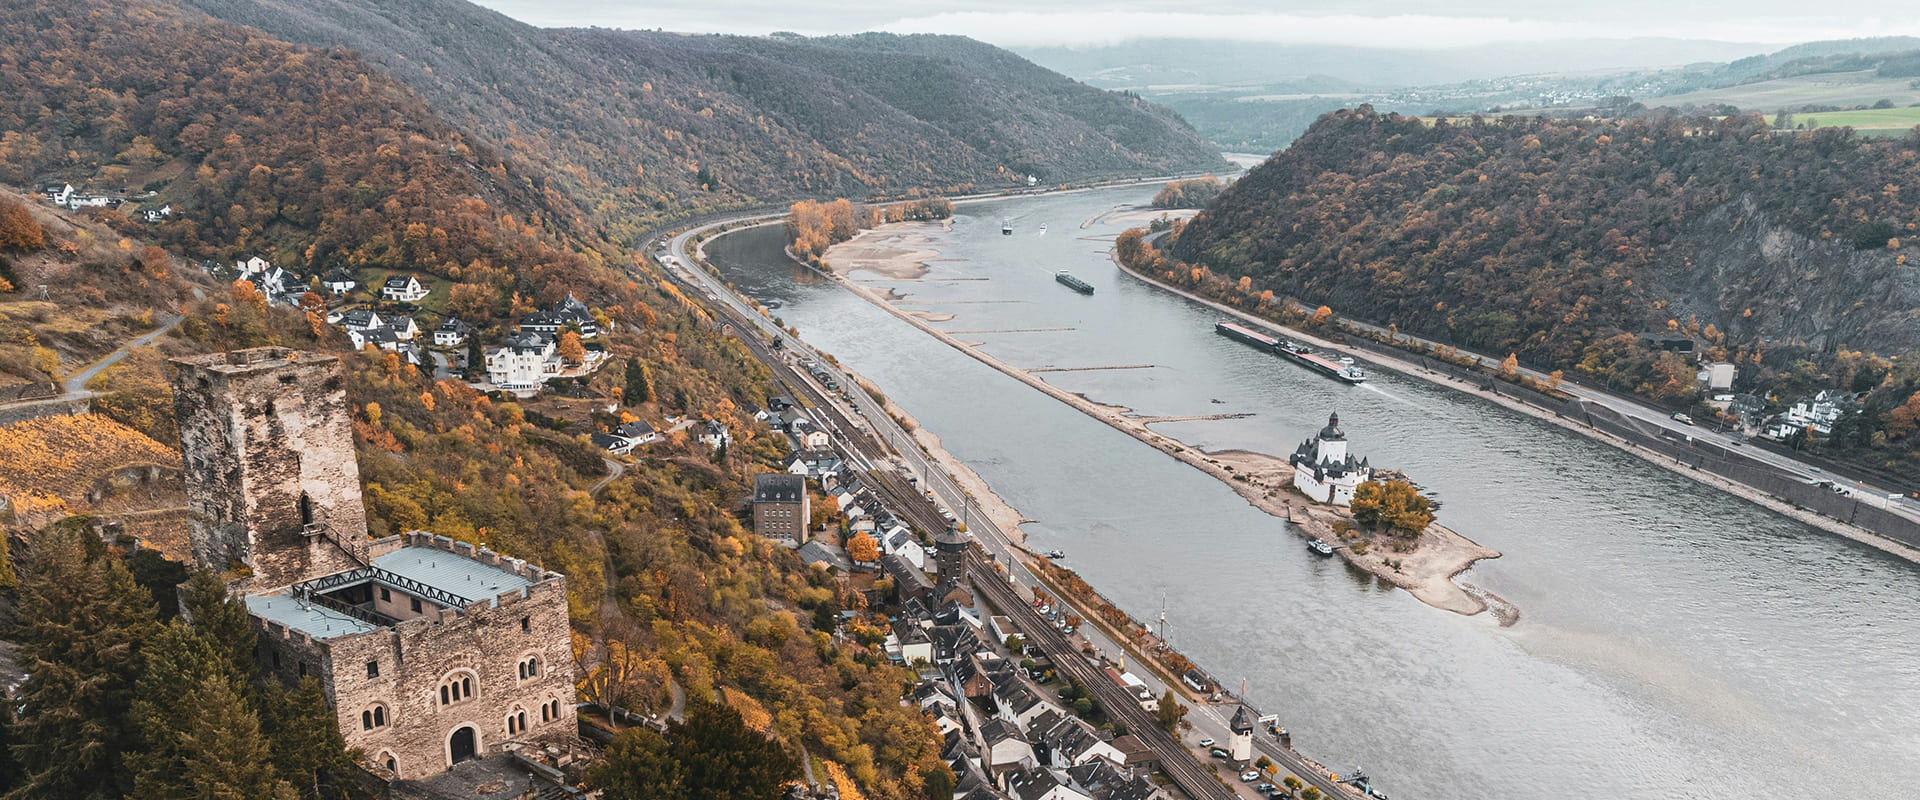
left=819, top=224, right=1506, bottom=616
left=1109, top=243, right=1920, bottom=569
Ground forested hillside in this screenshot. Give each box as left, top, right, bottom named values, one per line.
left=1168, top=108, right=1920, bottom=477
left=0, top=0, right=958, bottom=795
left=180, top=0, right=1226, bottom=231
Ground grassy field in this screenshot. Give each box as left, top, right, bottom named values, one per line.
left=1792, top=107, right=1920, bottom=135
left=1648, top=71, right=1920, bottom=113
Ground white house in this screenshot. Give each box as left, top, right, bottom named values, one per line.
left=1289, top=412, right=1371, bottom=506
left=433, top=317, right=474, bottom=347
left=334, top=308, right=385, bottom=332
left=141, top=204, right=172, bottom=222
left=485, top=331, right=558, bottom=389
left=1768, top=390, right=1846, bottom=439
left=590, top=432, right=634, bottom=455
left=388, top=316, right=421, bottom=342
left=979, top=719, right=1036, bottom=772
left=1003, top=766, right=1090, bottom=800
left=322, top=268, right=357, bottom=296
left=613, top=420, right=660, bottom=446
left=43, top=184, right=74, bottom=206
left=380, top=274, right=429, bottom=303
left=698, top=420, right=731, bottom=450
left=235, top=255, right=270, bottom=275
left=348, top=326, right=402, bottom=352
left=1036, top=716, right=1126, bottom=770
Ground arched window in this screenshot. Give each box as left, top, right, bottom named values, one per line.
left=377, top=751, right=397, bottom=774
left=438, top=670, right=477, bottom=706
left=362, top=703, right=389, bottom=730
left=540, top=702, right=550, bottom=723
left=516, top=654, right=542, bottom=683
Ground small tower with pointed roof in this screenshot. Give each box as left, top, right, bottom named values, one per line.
left=1228, top=705, right=1256, bottom=762
left=1290, top=411, right=1373, bottom=506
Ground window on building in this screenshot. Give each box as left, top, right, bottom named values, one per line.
left=439, top=671, right=476, bottom=706
left=410, top=597, right=423, bottom=614
left=366, top=660, right=380, bottom=679
left=517, top=711, right=527, bottom=733
left=540, top=703, right=550, bottom=723
left=521, top=616, right=531, bottom=633
left=380, top=587, right=391, bottom=602
left=362, top=704, right=388, bottom=730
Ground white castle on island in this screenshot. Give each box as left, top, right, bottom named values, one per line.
left=1290, top=412, right=1373, bottom=506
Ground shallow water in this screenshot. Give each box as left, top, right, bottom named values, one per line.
left=708, top=188, right=1920, bottom=800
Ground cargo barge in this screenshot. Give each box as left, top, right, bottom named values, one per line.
left=1055, top=271, right=1095, bottom=295
left=1214, top=321, right=1367, bottom=383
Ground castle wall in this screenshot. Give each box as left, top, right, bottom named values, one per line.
left=255, top=538, right=575, bottom=779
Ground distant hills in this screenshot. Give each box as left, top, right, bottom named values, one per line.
left=180, top=0, right=1227, bottom=232
left=1022, top=36, right=1920, bottom=152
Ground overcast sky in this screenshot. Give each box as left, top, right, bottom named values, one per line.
left=468, top=1, right=1920, bottom=48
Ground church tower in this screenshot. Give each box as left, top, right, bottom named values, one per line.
left=170, top=348, right=368, bottom=589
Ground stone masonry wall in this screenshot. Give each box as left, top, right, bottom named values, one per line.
left=259, top=536, right=576, bottom=779
left=171, top=348, right=367, bottom=589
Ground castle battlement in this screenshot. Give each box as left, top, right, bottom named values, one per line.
left=174, top=348, right=576, bottom=779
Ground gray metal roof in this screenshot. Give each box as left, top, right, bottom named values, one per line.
left=246, top=594, right=379, bottom=640
left=371, top=546, right=536, bottom=606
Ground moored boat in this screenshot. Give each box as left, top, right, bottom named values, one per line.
left=1055, top=271, right=1094, bottom=294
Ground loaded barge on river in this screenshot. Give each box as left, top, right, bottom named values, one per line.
left=1215, top=321, right=1367, bottom=383
left=1055, top=271, right=1095, bottom=295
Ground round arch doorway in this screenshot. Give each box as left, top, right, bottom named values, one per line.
left=448, top=725, right=479, bottom=766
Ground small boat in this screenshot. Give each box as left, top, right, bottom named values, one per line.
left=1044, top=549, right=1066, bottom=559
left=1002, top=219, right=1014, bottom=235
left=1038, top=223, right=1048, bottom=234
left=1307, top=539, right=1336, bottom=556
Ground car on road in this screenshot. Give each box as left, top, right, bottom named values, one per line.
left=1670, top=412, right=1694, bottom=425
left=1239, top=770, right=1260, bottom=782
left=1209, top=748, right=1230, bottom=759
left=1198, top=737, right=1215, bottom=748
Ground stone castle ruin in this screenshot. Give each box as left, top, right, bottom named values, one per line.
left=169, top=348, right=576, bottom=779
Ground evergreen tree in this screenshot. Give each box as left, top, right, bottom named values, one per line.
left=132, top=623, right=299, bottom=800
left=6, top=524, right=159, bottom=800
left=465, top=334, right=485, bottom=379
left=262, top=677, right=355, bottom=800
left=624, top=357, right=651, bottom=404
left=590, top=700, right=798, bottom=800
left=180, top=567, right=255, bottom=683
left=591, top=726, right=684, bottom=800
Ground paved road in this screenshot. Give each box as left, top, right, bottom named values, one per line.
left=657, top=186, right=1367, bottom=799
left=0, top=313, right=184, bottom=415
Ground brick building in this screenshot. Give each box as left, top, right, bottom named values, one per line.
left=753, top=473, right=809, bottom=543
left=170, top=348, right=576, bottom=779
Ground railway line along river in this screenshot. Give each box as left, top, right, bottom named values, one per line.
left=705, top=185, right=1920, bottom=800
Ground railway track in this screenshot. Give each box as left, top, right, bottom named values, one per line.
left=967, top=551, right=1238, bottom=800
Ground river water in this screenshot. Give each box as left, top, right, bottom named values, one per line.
left=706, top=187, right=1920, bottom=800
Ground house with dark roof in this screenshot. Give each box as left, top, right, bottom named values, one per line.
left=977, top=718, right=1035, bottom=773
left=520, top=294, right=600, bottom=338
left=614, top=419, right=658, bottom=445
left=336, top=308, right=386, bottom=332
left=432, top=317, right=474, bottom=347
left=994, top=679, right=1066, bottom=731
left=322, top=268, right=357, bottom=296
left=1065, top=759, right=1162, bottom=800
left=882, top=553, right=934, bottom=607
left=797, top=540, right=851, bottom=573
left=1003, top=765, right=1088, bottom=800
left=590, top=432, right=634, bottom=455
left=381, top=273, right=428, bottom=302
left=1034, top=716, right=1123, bottom=769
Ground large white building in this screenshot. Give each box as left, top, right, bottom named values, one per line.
left=484, top=331, right=558, bottom=390
left=1290, top=412, right=1372, bottom=506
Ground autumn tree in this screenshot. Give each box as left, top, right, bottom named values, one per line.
left=1349, top=480, right=1435, bottom=537
left=846, top=531, right=879, bottom=563
left=558, top=330, right=587, bottom=365
left=0, top=195, right=42, bottom=252
left=1499, top=352, right=1520, bottom=379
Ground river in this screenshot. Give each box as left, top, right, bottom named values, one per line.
left=705, top=186, right=1920, bottom=800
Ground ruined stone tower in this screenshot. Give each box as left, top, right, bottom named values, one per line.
left=170, top=347, right=368, bottom=588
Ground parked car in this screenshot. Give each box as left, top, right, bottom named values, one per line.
left=1209, top=748, right=1230, bottom=759
left=1197, top=738, right=1215, bottom=748
left=1256, top=782, right=1275, bottom=792
left=1239, top=770, right=1260, bottom=782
